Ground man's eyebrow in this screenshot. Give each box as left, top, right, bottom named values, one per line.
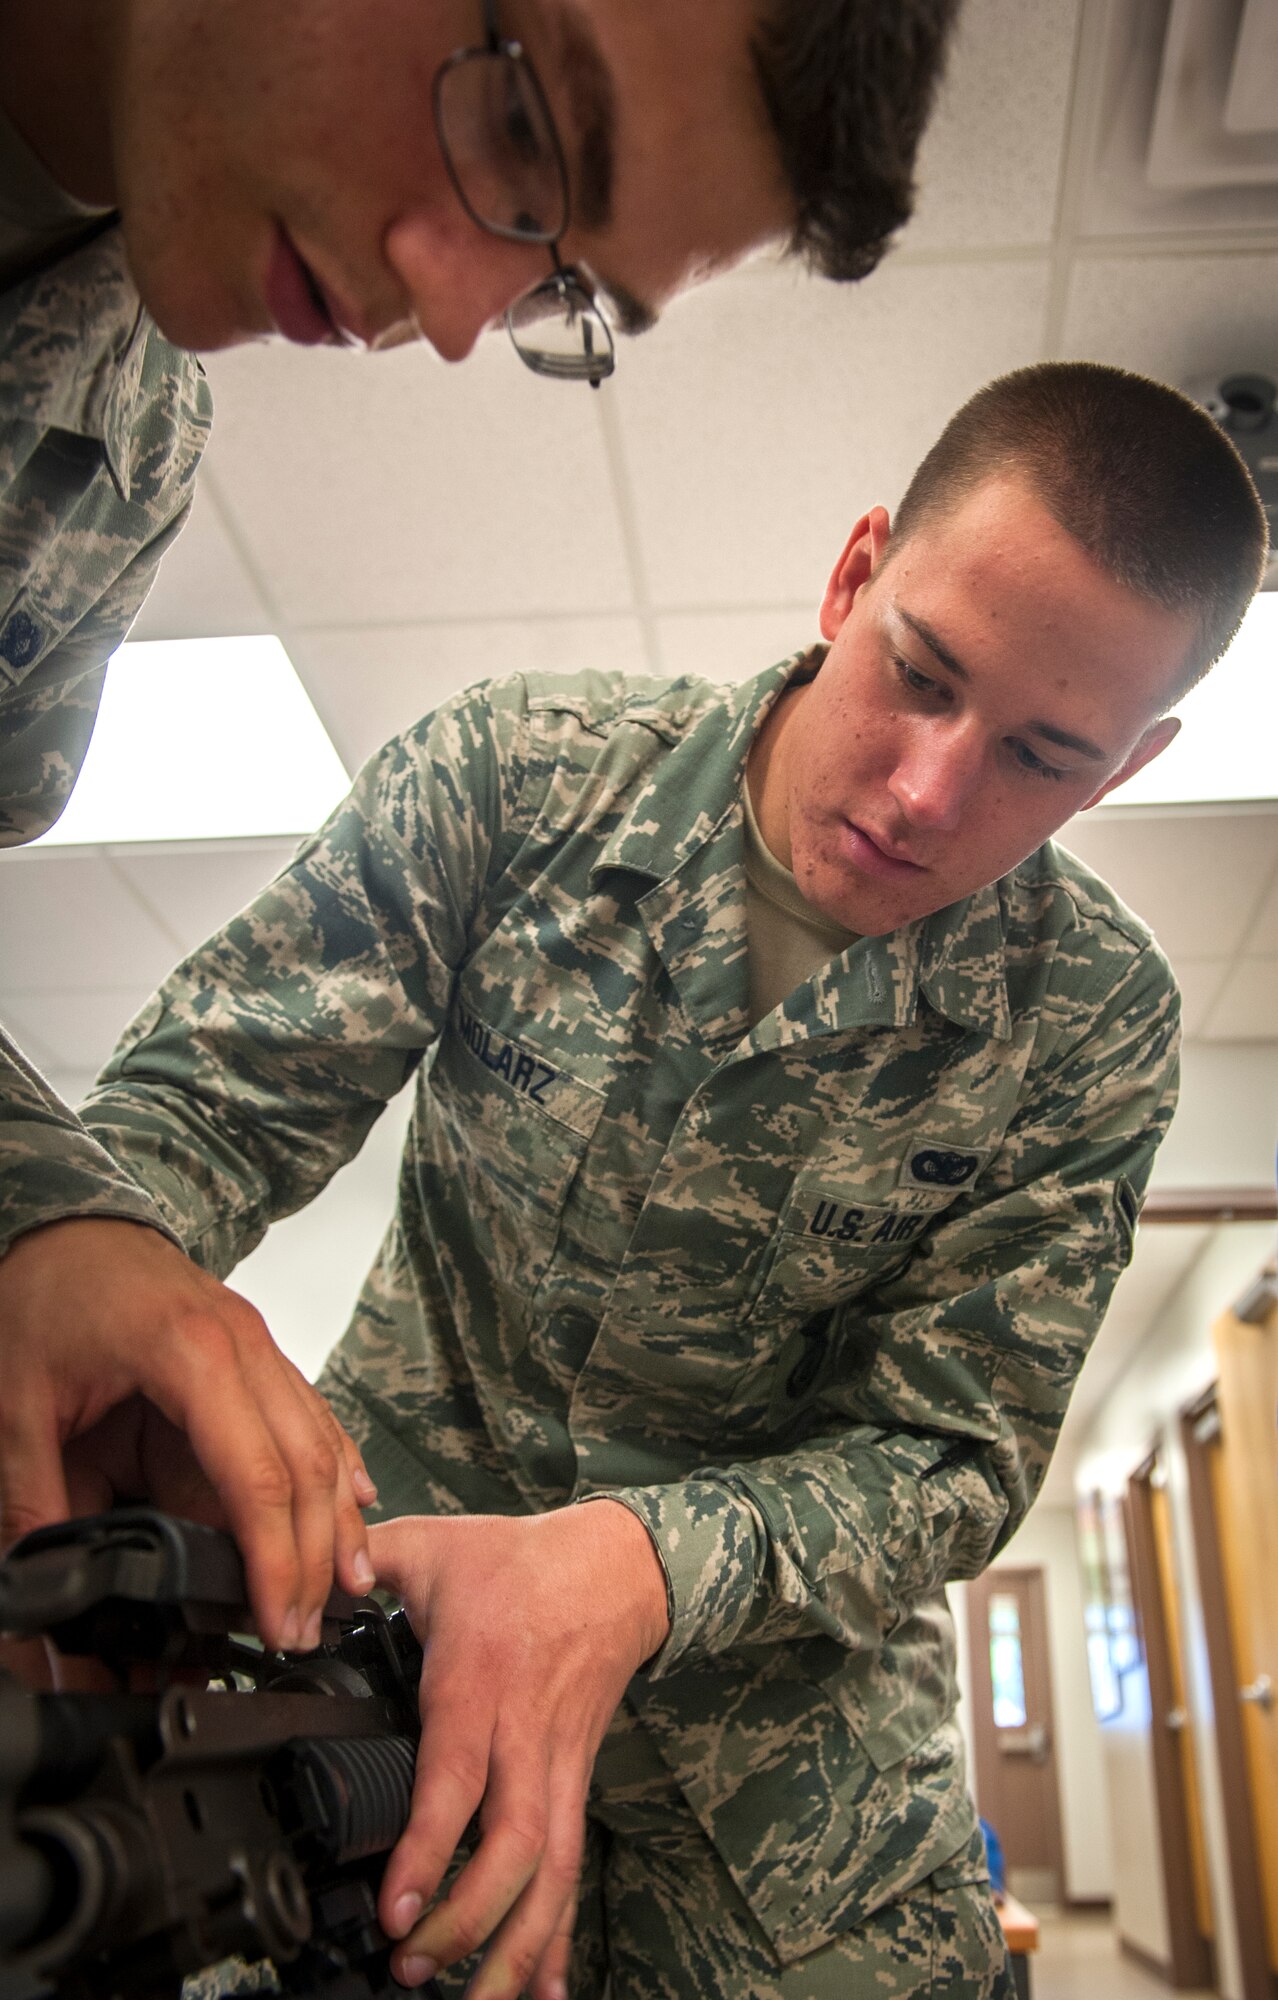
left=898, top=608, right=970, bottom=683
left=550, top=7, right=657, bottom=336
left=554, top=6, right=614, bottom=231
left=592, top=276, right=656, bottom=337
left=896, top=607, right=1107, bottom=761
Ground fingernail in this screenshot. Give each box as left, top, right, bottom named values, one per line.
left=303, top=1608, right=323, bottom=1651
left=399, top=1956, right=436, bottom=1989
left=390, top=1892, right=422, bottom=1938
left=280, top=1606, right=302, bottom=1651
left=355, top=1468, right=379, bottom=1503
left=353, top=1547, right=376, bottom=1590
left=542, top=1981, right=568, bottom=2000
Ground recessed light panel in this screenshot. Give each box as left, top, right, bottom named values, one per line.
left=36, top=636, right=351, bottom=846
left=1102, top=592, right=1277, bottom=806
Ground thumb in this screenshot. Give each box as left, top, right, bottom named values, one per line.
left=365, top=1515, right=434, bottom=1599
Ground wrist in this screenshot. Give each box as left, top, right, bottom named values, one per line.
left=575, top=1496, right=671, bottom=1667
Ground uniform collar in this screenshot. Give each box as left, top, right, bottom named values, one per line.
left=589, top=657, right=801, bottom=889
left=588, top=651, right=1014, bottom=1049
left=0, top=220, right=153, bottom=500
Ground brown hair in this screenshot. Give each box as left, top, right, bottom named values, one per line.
left=750, top=0, right=960, bottom=283
left=891, top=362, right=1269, bottom=688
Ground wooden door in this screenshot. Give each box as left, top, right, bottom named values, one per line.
left=1212, top=1303, right=1278, bottom=1977
left=1125, top=1455, right=1214, bottom=1986
left=967, top=1565, right=1065, bottom=1904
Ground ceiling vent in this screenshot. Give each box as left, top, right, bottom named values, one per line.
left=1148, top=0, right=1278, bottom=189
left=1078, top=0, right=1278, bottom=234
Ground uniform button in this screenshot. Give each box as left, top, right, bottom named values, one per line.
left=0, top=611, right=43, bottom=670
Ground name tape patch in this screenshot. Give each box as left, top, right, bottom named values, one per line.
left=455, top=998, right=558, bottom=1106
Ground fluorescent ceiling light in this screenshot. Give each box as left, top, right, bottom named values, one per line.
left=37, top=636, right=350, bottom=845
left=1104, top=592, right=1277, bottom=806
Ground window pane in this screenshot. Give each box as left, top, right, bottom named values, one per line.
left=989, top=1592, right=1028, bottom=1727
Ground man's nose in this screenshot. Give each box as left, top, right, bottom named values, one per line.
left=382, top=213, right=543, bottom=363
left=888, top=719, right=985, bottom=833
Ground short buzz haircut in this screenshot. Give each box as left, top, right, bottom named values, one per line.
left=750, top=1, right=960, bottom=283
left=891, top=362, right=1270, bottom=689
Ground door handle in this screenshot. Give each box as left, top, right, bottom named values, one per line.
left=1239, top=1673, right=1274, bottom=1711
left=999, top=1723, right=1050, bottom=1762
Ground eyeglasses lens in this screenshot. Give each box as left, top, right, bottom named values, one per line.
left=507, top=278, right=614, bottom=381
left=435, top=50, right=567, bottom=242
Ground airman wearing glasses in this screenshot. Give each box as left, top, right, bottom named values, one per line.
left=0, top=0, right=956, bottom=1706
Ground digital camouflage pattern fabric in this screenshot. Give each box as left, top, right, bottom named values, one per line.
left=84, top=663, right=1178, bottom=1967
left=0, top=205, right=211, bottom=1257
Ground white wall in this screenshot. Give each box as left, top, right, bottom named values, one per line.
left=228, top=1085, right=416, bottom=1382
left=1074, top=1220, right=1274, bottom=2000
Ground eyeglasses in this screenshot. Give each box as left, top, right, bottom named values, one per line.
left=433, top=0, right=616, bottom=387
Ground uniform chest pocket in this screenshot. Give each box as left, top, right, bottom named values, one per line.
left=746, top=1168, right=955, bottom=1326
left=422, top=1004, right=605, bottom=1310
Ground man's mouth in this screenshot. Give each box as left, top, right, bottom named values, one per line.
left=841, top=821, right=926, bottom=879
left=265, top=226, right=352, bottom=346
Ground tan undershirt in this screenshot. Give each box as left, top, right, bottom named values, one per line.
left=742, top=777, right=860, bottom=1026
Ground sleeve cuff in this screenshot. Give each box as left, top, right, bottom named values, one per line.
left=576, top=1479, right=767, bottom=1677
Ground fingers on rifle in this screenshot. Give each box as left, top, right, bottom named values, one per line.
left=0, top=1383, right=70, bottom=1550
left=382, top=1698, right=490, bottom=1947
left=171, top=1302, right=314, bottom=1650
left=459, top=1769, right=587, bottom=2000
left=280, top=1357, right=378, bottom=1598
left=389, top=1735, right=585, bottom=2000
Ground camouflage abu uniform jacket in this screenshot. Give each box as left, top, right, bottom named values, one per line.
left=83, top=664, right=1179, bottom=1960
left=0, top=188, right=211, bottom=1256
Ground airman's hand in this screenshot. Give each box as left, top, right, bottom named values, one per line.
left=0, top=1216, right=377, bottom=1649
left=370, top=1502, right=670, bottom=2000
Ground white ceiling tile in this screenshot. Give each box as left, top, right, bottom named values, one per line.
left=1060, top=251, right=1278, bottom=388
left=654, top=608, right=818, bottom=685
left=112, top=840, right=299, bottom=955
left=1250, top=856, right=1278, bottom=953
left=129, top=482, right=274, bottom=641
left=292, top=616, right=651, bottom=775
left=1056, top=808, right=1278, bottom=958
left=907, top=0, right=1081, bottom=251
left=201, top=340, right=633, bottom=627
left=2, top=985, right=166, bottom=1077
left=1201, top=957, right=1278, bottom=1040
left=1169, top=957, right=1231, bottom=1036
left=613, top=257, right=1050, bottom=611
left=0, top=850, right=184, bottom=988
left=1, top=1007, right=59, bottom=1077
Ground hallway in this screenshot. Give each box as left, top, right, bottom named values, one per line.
left=1030, top=1910, right=1214, bottom=2000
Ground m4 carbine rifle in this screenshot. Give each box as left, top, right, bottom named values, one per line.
left=0, top=1508, right=439, bottom=2000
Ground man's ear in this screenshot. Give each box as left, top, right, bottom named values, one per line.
left=819, top=505, right=892, bottom=642
left=1082, top=715, right=1181, bottom=811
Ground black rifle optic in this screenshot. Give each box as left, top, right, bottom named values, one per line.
left=0, top=1508, right=440, bottom=2000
